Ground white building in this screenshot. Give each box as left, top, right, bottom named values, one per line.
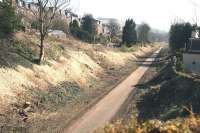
left=183, top=38, right=200, bottom=74
left=48, top=30, right=66, bottom=39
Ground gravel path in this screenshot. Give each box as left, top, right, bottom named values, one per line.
left=65, top=48, right=161, bottom=133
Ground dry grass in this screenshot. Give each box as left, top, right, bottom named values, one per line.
left=0, top=32, right=157, bottom=100
left=0, top=32, right=159, bottom=132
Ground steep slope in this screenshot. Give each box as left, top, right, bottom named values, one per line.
left=95, top=47, right=200, bottom=133
left=0, top=32, right=158, bottom=132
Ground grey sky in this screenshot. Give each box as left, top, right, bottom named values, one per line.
left=71, top=0, right=200, bottom=31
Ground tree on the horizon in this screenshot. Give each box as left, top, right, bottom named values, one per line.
left=81, top=14, right=97, bottom=43
left=107, top=20, right=120, bottom=42
left=169, top=22, right=194, bottom=51
left=81, top=14, right=97, bottom=35
left=51, top=16, right=68, bottom=33
left=69, top=19, right=80, bottom=37
left=137, top=23, right=151, bottom=45
left=122, top=19, right=137, bottom=47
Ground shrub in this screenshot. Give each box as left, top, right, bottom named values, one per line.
left=31, top=21, right=40, bottom=30
left=76, top=29, right=94, bottom=43
left=169, top=22, right=194, bottom=52
left=96, top=34, right=110, bottom=45
left=70, top=27, right=94, bottom=43
left=0, top=1, right=22, bottom=38
left=51, top=18, right=68, bottom=33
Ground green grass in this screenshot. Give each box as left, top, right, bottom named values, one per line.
left=25, top=82, right=84, bottom=112
left=11, top=35, right=66, bottom=64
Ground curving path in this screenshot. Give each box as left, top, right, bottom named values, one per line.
left=65, top=48, right=162, bottom=133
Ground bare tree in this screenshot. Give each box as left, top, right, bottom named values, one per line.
left=137, top=23, right=151, bottom=45
left=23, top=0, right=70, bottom=64
left=107, top=20, right=120, bottom=42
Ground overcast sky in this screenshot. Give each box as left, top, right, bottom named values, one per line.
left=70, top=0, right=200, bottom=31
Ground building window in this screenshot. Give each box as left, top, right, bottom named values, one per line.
left=192, top=61, right=196, bottom=65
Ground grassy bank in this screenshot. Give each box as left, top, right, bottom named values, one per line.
left=0, top=32, right=158, bottom=132
left=95, top=46, right=200, bottom=133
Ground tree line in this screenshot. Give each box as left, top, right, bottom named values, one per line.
left=169, top=22, right=196, bottom=52
left=69, top=16, right=152, bottom=47
left=69, top=14, right=97, bottom=43
left=122, top=19, right=151, bottom=47
left=0, top=0, right=157, bottom=65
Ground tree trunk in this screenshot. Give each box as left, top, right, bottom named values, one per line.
left=38, top=35, right=44, bottom=64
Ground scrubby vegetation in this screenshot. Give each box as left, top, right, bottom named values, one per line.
left=169, top=22, right=194, bottom=52
left=0, top=1, right=168, bottom=132
left=0, top=31, right=158, bottom=132
left=95, top=47, right=200, bottom=133
left=69, top=14, right=102, bottom=43
left=95, top=114, right=200, bottom=133
left=0, top=0, right=22, bottom=38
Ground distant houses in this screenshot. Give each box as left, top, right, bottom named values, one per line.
left=65, top=11, right=80, bottom=25
left=0, top=0, right=17, bottom=7
left=48, top=30, right=66, bottom=39
left=3, top=0, right=117, bottom=38
left=94, top=19, right=111, bottom=36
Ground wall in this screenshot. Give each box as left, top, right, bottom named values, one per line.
left=183, top=53, right=200, bottom=74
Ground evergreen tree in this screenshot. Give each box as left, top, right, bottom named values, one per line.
left=70, top=20, right=80, bottom=30
left=108, top=20, right=120, bottom=42
left=122, top=19, right=137, bottom=47
left=81, top=14, right=97, bottom=36
left=69, top=19, right=80, bottom=37
left=0, top=0, right=21, bottom=38
left=137, top=23, right=151, bottom=44
left=169, top=22, right=194, bottom=51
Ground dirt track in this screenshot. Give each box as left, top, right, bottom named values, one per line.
left=65, top=48, right=161, bottom=133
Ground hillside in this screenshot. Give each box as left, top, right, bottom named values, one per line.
left=95, top=47, right=200, bottom=133
left=0, top=32, right=158, bottom=132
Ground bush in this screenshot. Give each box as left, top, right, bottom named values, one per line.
left=51, top=18, right=68, bottom=33
left=96, top=34, right=110, bottom=45
left=70, top=27, right=94, bottom=43
left=81, top=14, right=97, bottom=36
left=76, top=29, right=94, bottom=43
left=0, top=1, right=22, bottom=38
left=11, top=38, right=38, bottom=62
left=169, top=22, right=194, bottom=52
left=31, top=21, right=40, bottom=30
left=69, top=15, right=102, bottom=43
left=111, top=36, right=121, bottom=44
